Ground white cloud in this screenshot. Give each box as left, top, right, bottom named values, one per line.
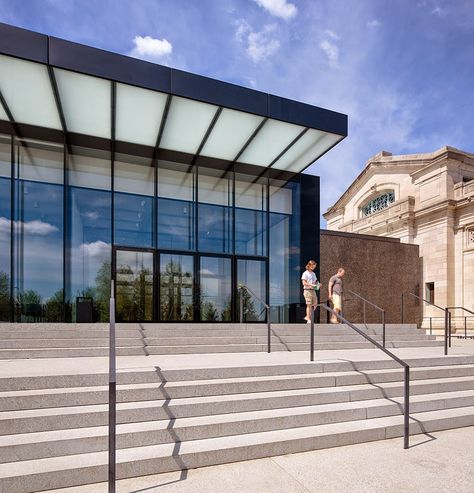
left=0, top=218, right=59, bottom=236
left=367, top=19, right=380, bottom=28
left=83, top=211, right=99, bottom=221
left=253, top=0, right=297, bottom=20
left=235, top=21, right=280, bottom=63
left=79, top=240, right=110, bottom=258
left=431, top=6, right=444, bottom=16
left=319, top=39, right=339, bottom=68
left=129, top=35, right=173, bottom=62
left=325, top=29, right=340, bottom=40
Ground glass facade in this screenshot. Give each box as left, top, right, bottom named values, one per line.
left=0, top=134, right=311, bottom=323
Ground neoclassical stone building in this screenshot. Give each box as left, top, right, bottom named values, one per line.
left=324, top=146, right=474, bottom=328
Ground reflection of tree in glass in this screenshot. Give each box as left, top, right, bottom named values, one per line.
left=44, top=289, right=64, bottom=322
left=0, top=271, right=10, bottom=321
left=160, top=261, right=193, bottom=321
left=94, top=262, right=111, bottom=322
left=221, top=297, right=232, bottom=321
left=201, top=300, right=218, bottom=321
left=116, top=264, right=153, bottom=321
left=238, top=288, right=258, bottom=321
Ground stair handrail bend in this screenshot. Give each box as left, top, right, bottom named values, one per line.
left=311, top=304, right=410, bottom=449
left=238, top=284, right=271, bottom=353
left=446, top=306, right=474, bottom=342
left=344, top=290, right=386, bottom=347
left=401, top=292, right=449, bottom=355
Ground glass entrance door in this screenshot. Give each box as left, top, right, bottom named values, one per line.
left=115, top=249, right=154, bottom=322
left=236, top=258, right=267, bottom=322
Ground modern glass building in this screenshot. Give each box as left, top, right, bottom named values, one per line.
left=0, top=23, right=347, bottom=323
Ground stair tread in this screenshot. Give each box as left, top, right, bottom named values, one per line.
left=1, top=405, right=473, bottom=478
left=2, top=387, right=474, bottom=447
left=2, top=374, right=474, bottom=419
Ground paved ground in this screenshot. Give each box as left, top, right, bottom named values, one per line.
left=48, top=425, right=474, bottom=493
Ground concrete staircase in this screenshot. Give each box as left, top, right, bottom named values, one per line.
left=0, top=323, right=443, bottom=359
left=1, top=354, right=474, bottom=492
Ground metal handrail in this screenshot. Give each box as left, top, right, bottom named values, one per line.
left=239, top=284, right=271, bottom=353
left=401, top=292, right=449, bottom=355
left=447, top=307, right=474, bottom=343
left=344, top=290, right=386, bottom=347
left=310, top=304, right=410, bottom=449
left=108, top=280, right=116, bottom=492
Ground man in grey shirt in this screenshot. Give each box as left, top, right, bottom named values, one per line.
left=328, top=268, right=345, bottom=323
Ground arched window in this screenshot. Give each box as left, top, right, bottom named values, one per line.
left=361, top=191, right=395, bottom=217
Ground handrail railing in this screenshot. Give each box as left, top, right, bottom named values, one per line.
left=401, top=292, right=449, bottom=355
left=344, top=290, right=386, bottom=347
left=310, top=304, right=410, bottom=449
left=239, top=284, right=271, bottom=353
left=447, top=306, right=474, bottom=343
left=108, top=280, right=116, bottom=493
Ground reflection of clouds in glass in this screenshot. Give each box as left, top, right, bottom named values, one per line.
left=79, top=240, right=110, bottom=258
left=0, top=217, right=58, bottom=236
left=83, top=211, right=99, bottom=220
left=199, top=268, right=215, bottom=276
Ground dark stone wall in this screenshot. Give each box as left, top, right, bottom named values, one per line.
left=319, top=229, right=420, bottom=324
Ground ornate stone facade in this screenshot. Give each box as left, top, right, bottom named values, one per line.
left=324, top=147, right=474, bottom=329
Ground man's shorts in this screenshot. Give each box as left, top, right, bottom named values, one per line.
left=332, top=294, right=342, bottom=310
left=303, top=289, right=317, bottom=306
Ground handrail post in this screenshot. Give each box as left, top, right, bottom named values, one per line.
left=465, top=316, right=467, bottom=339
left=267, top=306, right=271, bottom=353
left=363, top=301, right=366, bottom=325
left=382, top=309, right=386, bottom=348
left=310, top=306, right=314, bottom=362
left=239, top=286, right=244, bottom=323
left=444, top=309, right=448, bottom=356
left=430, top=317, right=432, bottom=335
left=108, top=280, right=116, bottom=493
left=404, top=365, right=410, bottom=449
left=401, top=293, right=404, bottom=324
left=448, top=311, right=452, bottom=348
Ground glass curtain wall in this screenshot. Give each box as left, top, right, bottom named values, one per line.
left=0, top=136, right=11, bottom=320
left=235, top=173, right=267, bottom=256
left=13, top=139, right=64, bottom=322
left=157, top=161, right=195, bottom=251
left=160, top=253, right=194, bottom=321
left=269, top=178, right=300, bottom=323
left=67, top=147, right=111, bottom=322
left=198, top=166, right=233, bottom=253
left=200, top=256, right=232, bottom=321
left=114, top=154, right=154, bottom=248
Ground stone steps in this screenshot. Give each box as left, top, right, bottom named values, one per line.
left=1, top=354, right=474, bottom=491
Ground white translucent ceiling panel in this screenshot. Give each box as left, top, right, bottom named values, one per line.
left=54, top=68, right=110, bottom=138
left=0, top=102, right=9, bottom=121
left=200, top=108, right=264, bottom=160
left=272, top=130, right=343, bottom=172
left=116, top=83, right=167, bottom=146
left=239, top=119, right=304, bottom=167
left=0, top=55, right=61, bottom=129
left=160, top=96, right=217, bottom=154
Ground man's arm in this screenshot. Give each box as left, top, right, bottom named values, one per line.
left=328, top=278, right=334, bottom=298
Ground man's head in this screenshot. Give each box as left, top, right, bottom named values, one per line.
left=337, top=267, right=345, bottom=278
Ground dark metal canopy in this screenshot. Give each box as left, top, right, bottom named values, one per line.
left=0, top=22, right=347, bottom=173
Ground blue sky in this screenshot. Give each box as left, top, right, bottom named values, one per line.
left=1, top=0, right=473, bottom=225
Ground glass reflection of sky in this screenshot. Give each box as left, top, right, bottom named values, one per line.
left=15, top=180, right=63, bottom=300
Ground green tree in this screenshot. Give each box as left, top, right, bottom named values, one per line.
left=44, top=289, right=64, bottom=322
left=0, top=271, right=10, bottom=321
